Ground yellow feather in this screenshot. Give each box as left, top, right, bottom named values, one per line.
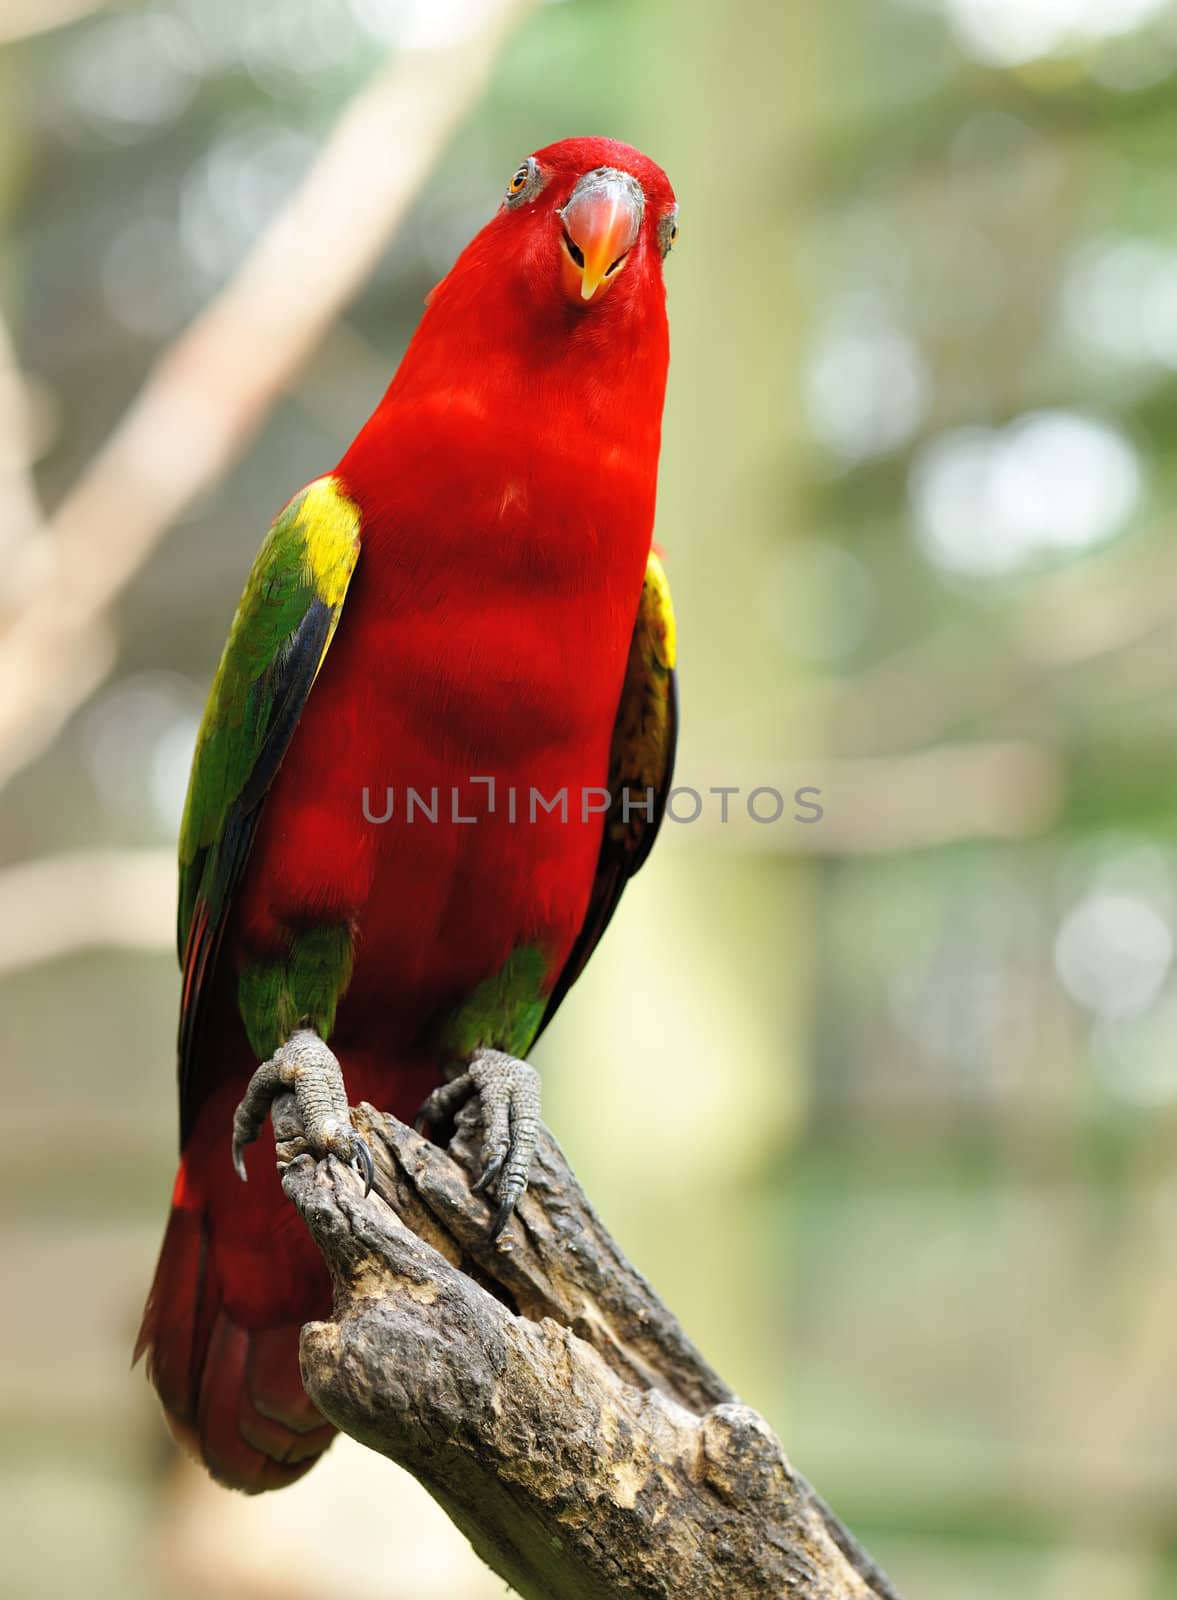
left=643, top=549, right=676, bottom=671
left=300, top=476, right=361, bottom=610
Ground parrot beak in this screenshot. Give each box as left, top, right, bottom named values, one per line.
left=558, top=168, right=645, bottom=303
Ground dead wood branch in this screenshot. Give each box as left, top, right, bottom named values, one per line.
left=272, top=1096, right=903, bottom=1600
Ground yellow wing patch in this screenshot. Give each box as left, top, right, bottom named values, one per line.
left=299, top=476, right=361, bottom=679
left=301, top=476, right=362, bottom=610
left=606, top=549, right=677, bottom=848
left=643, top=549, right=676, bottom=672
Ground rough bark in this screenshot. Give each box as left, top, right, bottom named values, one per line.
left=272, top=1095, right=903, bottom=1600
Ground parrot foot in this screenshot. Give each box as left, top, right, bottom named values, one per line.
left=415, top=1049, right=540, bottom=1241
left=232, top=1028, right=374, bottom=1197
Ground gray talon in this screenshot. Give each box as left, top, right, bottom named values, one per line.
left=414, top=1071, right=476, bottom=1137
left=418, top=1049, right=540, bottom=1238
left=472, top=1153, right=503, bottom=1195
left=353, top=1136, right=375, bottom=1198
left=489, top=1195, right=517, bottom=1243
left=231, top=1028, right=369, bottom=1191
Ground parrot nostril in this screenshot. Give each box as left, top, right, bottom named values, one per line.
left=604, top=256, right=627, bottom=277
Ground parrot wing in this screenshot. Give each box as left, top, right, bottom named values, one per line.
left=536, top=549, right=678, bottom=1039
left=176, top=477, right=361, bottom=1141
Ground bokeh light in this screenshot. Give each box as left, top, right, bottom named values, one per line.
left=1054, top=889, right=1173, bottom=1017
left=806, top=293, right=930, bottom=464
left=910, top=412, right=1142, bottom=577
left=82, top=674, right=202, bottom=836
left=915, top=0, right=1173, bottom=68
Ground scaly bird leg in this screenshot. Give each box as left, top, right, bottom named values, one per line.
left=232, top=1027, right=374, bottom=1196
left=415, top=1049, right=541, bottom=1241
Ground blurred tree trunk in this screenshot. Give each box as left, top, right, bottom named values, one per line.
left=547, top=0, right=833, bottom=1411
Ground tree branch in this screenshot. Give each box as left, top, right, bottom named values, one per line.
left=0, top=0, right=536, bottom=787
left=0, top=0, right=112, bottom=47
left=0, top=847, right=173, bottom=974
left=272, top=1096, right=903, bottom=1600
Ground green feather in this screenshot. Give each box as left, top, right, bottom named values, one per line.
left=176, top=477, right=361, bottom=1135
left=177, top=477, right=361, bottom=955
left=438, top=946, right=550, bottom=1063
left=238, top=926, right=356, bottom=1061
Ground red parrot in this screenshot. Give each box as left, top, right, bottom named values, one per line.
left=137, top=136, right=679, bottom=1492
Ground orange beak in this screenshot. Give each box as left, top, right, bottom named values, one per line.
left=559, top=168, right=645, bottom=303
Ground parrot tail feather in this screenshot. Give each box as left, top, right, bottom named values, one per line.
left=135, top=1199, right=335, bottom=1492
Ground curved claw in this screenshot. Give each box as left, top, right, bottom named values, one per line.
left=230, top=1033, right=369, bottom=1196
left=472, top=1152, right=504, bottom=1196
left=412, top=1051, right=538, bottom=1241
left=413, top=1071, right=476, bottom=1141
left=352, top=1135, right=375, bottom=1198
left=488, top=1194, right=516, bottom=1243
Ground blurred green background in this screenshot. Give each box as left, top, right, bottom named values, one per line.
left=4, top=0, right=1177, bottom=1595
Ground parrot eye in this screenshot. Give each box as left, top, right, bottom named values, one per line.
left=503, top=156, right=543, bottom=207
left=658, top=206, right=680, bottom=259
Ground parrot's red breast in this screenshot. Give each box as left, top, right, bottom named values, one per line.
left=137, top=136, right=679, bottom=1491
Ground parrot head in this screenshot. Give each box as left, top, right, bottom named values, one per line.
left=422, top=136, right=677, bottom=333
left=383, top=136, right=676, bottom=446
left=498, top=135, right=678, bottom=308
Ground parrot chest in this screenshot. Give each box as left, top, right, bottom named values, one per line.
left=237, top=476, right=651, bottom=1048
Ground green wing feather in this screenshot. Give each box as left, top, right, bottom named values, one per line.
left=176, top=476, right=361, bottom=1139
left=535, top=549, right=678, bottom=1040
